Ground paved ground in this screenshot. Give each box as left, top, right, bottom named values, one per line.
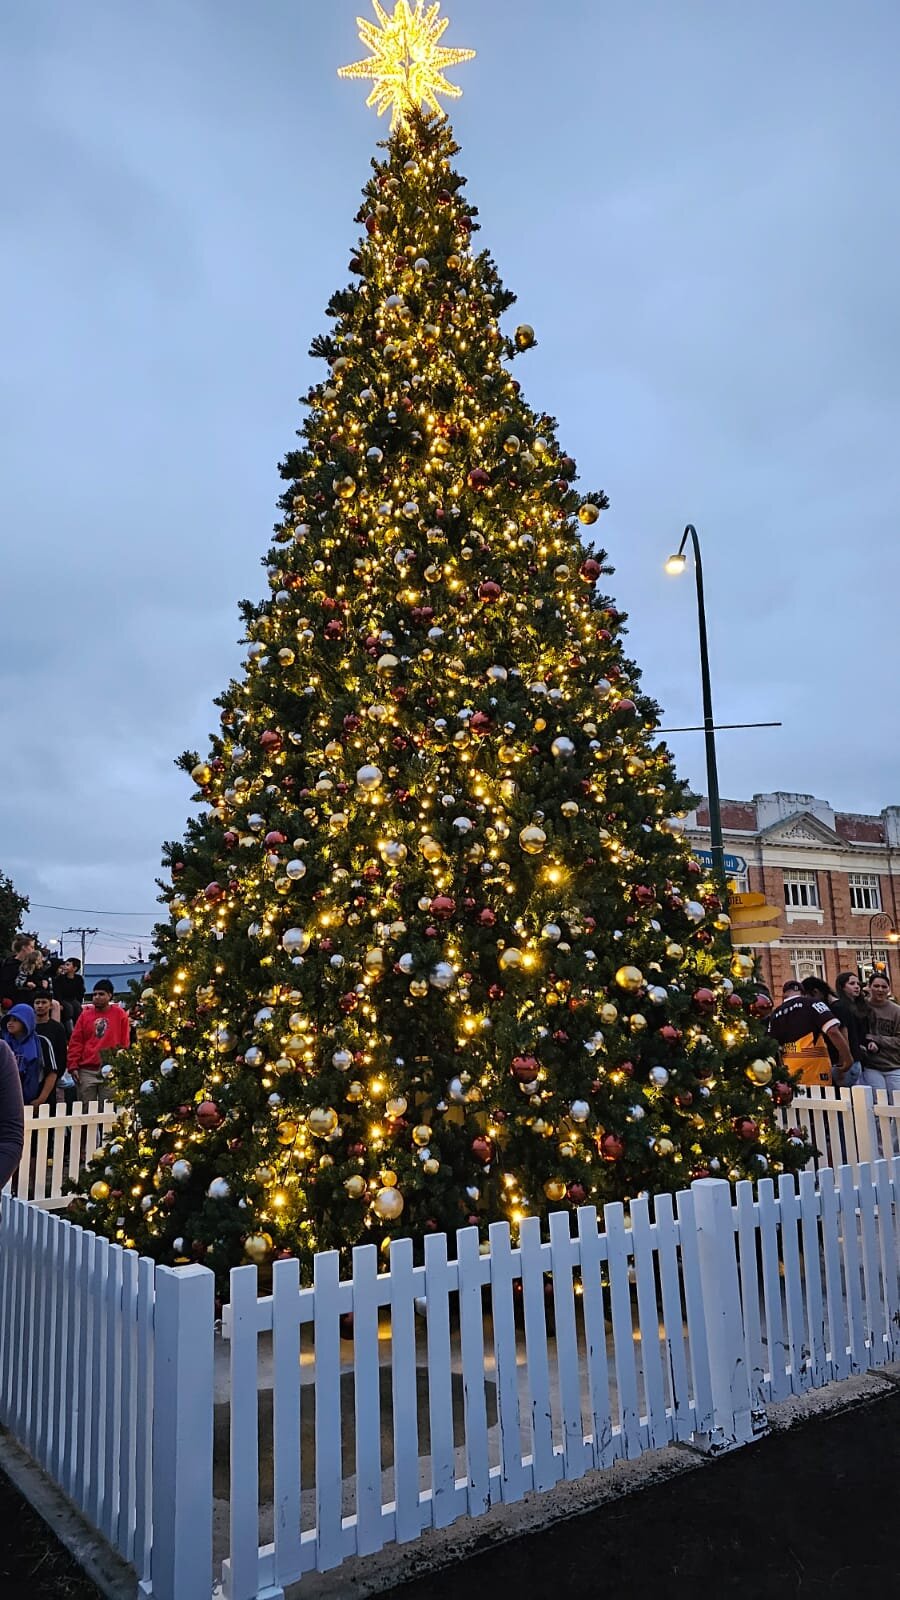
left=382, top=1387, right=900, bottom=1599
left=0, top=1468, right=101, bottom=1598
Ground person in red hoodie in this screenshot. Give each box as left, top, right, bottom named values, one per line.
left=67, top=980, right=131, bottom=1105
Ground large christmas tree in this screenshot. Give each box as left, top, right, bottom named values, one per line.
left=75, top=2, right=805, bottom=1284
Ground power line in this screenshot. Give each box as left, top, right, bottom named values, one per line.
left=31, top=903, right=159, bottom=917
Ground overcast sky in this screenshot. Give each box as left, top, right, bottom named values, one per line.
left=3, top=0, right=898, bottom=964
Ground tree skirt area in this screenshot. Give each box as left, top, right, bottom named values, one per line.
left=0, top=1470, right=101, bottom=1599
left=382, top=1387, right=900, bottom=1599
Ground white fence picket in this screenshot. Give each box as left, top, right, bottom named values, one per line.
left=547, top=1210, right=589, bottom=1480
left=271, top=1255, right=303, bottom=1587
left=653, top=1192, right=694, bottom=1442
left=777, top=1174, right=808, bottom=1392
left=756, top=1179, right=790, bottom=1399
left=874, top=1158, right=900, bottom=1363
left=518, top=1214, right=558, bottom=1493
left=604, top=1201, right=642, bottom=1458
left=798, top=1170, right=827, bottom=1387
left=857, top=1163, right=884, bottom=1363
left=456, top=1225, right=492, bottom=1517
left=734, top=1182, right=765, bottom=1408
left=388, top=1237, right=421, bottom=1543
left=350, top=1244, right=384, bottom=1558
left=837, top=1163, right=866, bottom=1370
left=227, top=1265, right=262, bottom=1600
left=487, top=1220, right=529, bottom=1503
left=312, top=1250, right=344, bottom=1572
left=422, top=1231, right=460, bottom=1530
left=576, top=1205, right=617, bottom=1469
left=629, top=1195, right=669, bottom=1452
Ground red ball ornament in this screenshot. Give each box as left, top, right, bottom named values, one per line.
left=468, top=468, right=490, bottom=492
left=612, top=698, right=637, bottom=717
left=693, top=988, right=716, bottom=1010
left=727, top=993, right=744, bottom=1011
left=567, top=1183, right=587, bottom=1205
left=734, top=1117, right=759, bottom=1141
left=478, top=908, right=497, bottom=927
left=204, top=882, right=224, bottom=902
left=659, top=1025, right=681, bottom=1044
left=471, top=1136, right=493, bottom=1163
left=343, top=714, right=362, bottom=732
left=478, top=580, right=502, bottom=601
left=339, top=993, right=359, bottom=1014
left=430, top=895, right=456, bottom=920
left=172, top=861, right=185, bottom=876
left=365, top=215, right=378, bottom=235
left=632, top=885, right=655, bottom=906
left=259, top=730, right=282, bottom=753
left=324, top=619, right=344, bottom=640
left=197, top=1101, right=222, bottom=1129
left=488, top=984, right=504, bottom=1001
left=750, top=994, right=774, bottom=1018
left=691, top=1167, right=711, bottom=1182
left=600, top=1132, right=624, bottom=1162
left=579, top=559, right=601, bottom=583
left=772, top=1082, right=793, bottom=1108
left=511, top=1055, right=539, bottom=1082
left=469, top=711, right=492, bottom=734
left=674, top=1092, right=693, bottom=1108
left=685, top=858, right=703, bottom=876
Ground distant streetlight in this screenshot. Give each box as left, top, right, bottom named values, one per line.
left=664, top=524, right=725, bottom=885
left=868, top=912, right=900, bottom=973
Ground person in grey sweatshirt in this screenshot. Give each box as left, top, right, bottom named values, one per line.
left=0, top=1037, right=24, bottom=1188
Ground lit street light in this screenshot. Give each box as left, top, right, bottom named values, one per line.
left=665, top=524, right=725, bottom=885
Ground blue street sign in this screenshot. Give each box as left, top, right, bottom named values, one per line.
left=693, top=849, right=747, bottom=876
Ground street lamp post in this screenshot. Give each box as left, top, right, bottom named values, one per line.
left=665, top=524, right=725, bottom=885
left=868, top=912, right=900, bottom=975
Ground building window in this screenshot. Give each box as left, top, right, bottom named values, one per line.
left=848, top=873, right=882, bottom=913
left=856, top=948, right=892, bottom=982
left=790, top=948, right=827, bottom=982
left=728, top=866, right=750, bottom=894
left=783, top=869, right=819, bottom=910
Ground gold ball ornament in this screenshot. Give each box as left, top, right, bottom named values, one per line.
left=344, top=1175, right=366, bottom=1199
left=629, top=1012, right=649, bottom=1033
left=655, top=1138, right=675, bottom=1157
left=514, top=323, right=536, bottom=350
left=560, top=801, right=579, bottom=818
left=418, top=835, right=443, bottom=862
left=746, top=1059, right=774, bottom=1086
left=190, top=762, right=212, bottom=787
left=409, top=978, right=428, bottom=997
left=731, top=952, right=755, bottom=980
left=578, top=503, right=601, bottom=526
left=423, top=1158, right=440, bottom=1175
left=385, top=1097, right=408, bottom=1119
left=276, top=1121, right=298, bottom=1146
left=412, top=1125, right=432, bottom=1146
left=90, top=1180, right=110, bottom=1202
left=615, top=965, right=644, bottom=992
left=544, top=1179, right=567, bottom=1202
left=373, top=1186, right=405, bottom=1221
left=600, top=1002, right=618, bottom=1025
left=308, top=1107, right=339, bottom=1138
left=244, top=1234, right=273, bottom=1264
left=666, top=942, right=684, bottom=962
left=499, top=947, right=523, bottom=971
left=364, top=948, right=386, bottom=974
left=519, top=825, right=547, bottom=855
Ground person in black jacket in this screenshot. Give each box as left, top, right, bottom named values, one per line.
left=33, top=994, right=72, bottom=1111
left=52, top=957, right=86, bottom=1035
left=0, top=935, right=52, bottom=1013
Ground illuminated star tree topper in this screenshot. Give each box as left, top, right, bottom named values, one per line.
left=339, top=0, right=475, bottom=128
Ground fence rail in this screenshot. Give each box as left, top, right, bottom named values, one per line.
left=2, top=1087, right=900, bottom=1600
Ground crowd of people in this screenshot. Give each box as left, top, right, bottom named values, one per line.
left=766, top=969, right=900, bottom=1091
left=0, top=933, right=132, bottom=1117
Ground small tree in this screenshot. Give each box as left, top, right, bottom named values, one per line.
left=0, top=872, right=29, bottom=954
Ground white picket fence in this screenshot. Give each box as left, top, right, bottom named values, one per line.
left=2, top=1103, right=119, bottom=1208
left=775, top=1083, right=900, bottom=1173
left=3, top=1087, right=900, bottom=1600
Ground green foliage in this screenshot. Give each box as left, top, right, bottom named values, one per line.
left=73, top=112, right=807, bottom=1290
left=0, top=871, right=29, bottom=953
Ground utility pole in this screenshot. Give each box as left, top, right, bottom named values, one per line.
left=63, top=927, right=98, bottom=971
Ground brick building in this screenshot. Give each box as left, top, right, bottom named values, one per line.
left=683, top=792, right=900, bottom=994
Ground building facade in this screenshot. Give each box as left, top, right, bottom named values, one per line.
left=683, top=792, right=900, bottom=994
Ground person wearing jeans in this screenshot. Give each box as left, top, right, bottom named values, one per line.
left=862, top=972, right=900, bottom=1095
